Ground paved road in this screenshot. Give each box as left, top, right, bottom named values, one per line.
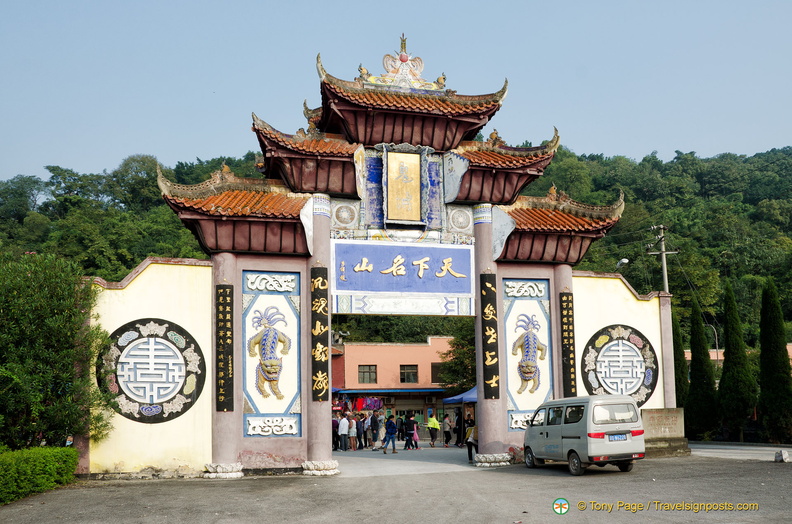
left=688, top=442, right=787, bottom=461
left=1, top=443, right=788, bottom=523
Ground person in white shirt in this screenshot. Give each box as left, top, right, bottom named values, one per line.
left=338, top=412, right=350, bottom=451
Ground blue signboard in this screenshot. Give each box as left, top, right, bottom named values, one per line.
left=333, top=240, right=474, bottom=295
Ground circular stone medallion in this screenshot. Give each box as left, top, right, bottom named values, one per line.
left=97, top=318, right=205, bottom=423
left=581, top=325, right=658, bottom=406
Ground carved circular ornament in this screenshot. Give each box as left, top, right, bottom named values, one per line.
left=581, top=325, right=658, bottom=406
left=333, top=204, right=358, bottom=227
left=449, top=208, right=472, bottom=231
left=97, top=318, right=205, bottom=423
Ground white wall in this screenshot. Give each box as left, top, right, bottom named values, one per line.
left=90, top=258, right=213, bottom=473
left=572, top=273, right=667, bottom=410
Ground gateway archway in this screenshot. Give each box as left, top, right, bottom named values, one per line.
left=89, top=38, right=675, bottom=477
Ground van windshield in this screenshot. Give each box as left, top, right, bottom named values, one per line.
left=592, top=403, right=638, bottom=424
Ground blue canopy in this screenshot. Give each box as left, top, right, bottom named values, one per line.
left=442, top=386, right=477, bottom=404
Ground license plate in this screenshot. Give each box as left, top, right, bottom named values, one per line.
left=608, top=434, right=627, bottom=442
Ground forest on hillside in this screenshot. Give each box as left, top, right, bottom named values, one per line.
left=2, top=145, right=791, bottom=349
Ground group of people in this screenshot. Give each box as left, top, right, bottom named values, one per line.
left=332, top=410, right=477, bottom=460
left=333, top=410, right=385, bottom=452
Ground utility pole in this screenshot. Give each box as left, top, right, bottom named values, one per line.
left=647, top=225, right=679, bottom=293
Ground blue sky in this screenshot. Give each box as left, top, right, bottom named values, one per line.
left=2, top=0, right=790, bottom=182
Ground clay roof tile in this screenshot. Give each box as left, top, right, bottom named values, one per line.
left=166, top=190, right=308, bottom=218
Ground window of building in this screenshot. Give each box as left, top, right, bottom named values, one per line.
left=400, top=364, right=418, bottom=383
left=431, top=362, right=442, bottom=384
left=358, top=365, right=377, bottom=384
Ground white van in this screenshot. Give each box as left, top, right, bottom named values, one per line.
left=523, top=395, right=645, bottom=475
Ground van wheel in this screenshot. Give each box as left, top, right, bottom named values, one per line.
left=525, top=447, right=543, bottom=468
left=568, top=451, right=586, bottom=476
left=618, top=462, right=634, bottom=472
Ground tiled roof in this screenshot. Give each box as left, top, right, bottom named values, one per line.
left=322, top=81, right=503, bottom=116
left=164, top=190, right=308, bottom=218
left=460, top=149, right=555, bottom=169
left=503, top=189, right=624, bottom=233
left=252, top=113, right=358, bottom=156
left=456, top=128, right=560, bottom=168
left=507, top=206, right=620, bottom=232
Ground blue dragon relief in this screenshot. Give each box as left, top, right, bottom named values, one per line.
left=247, top=307, right=292, bottom=400
left=511, top=314, right=548, bottom=394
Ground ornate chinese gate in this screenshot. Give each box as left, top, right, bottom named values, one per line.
left=156, top=38, right=639, bottom=474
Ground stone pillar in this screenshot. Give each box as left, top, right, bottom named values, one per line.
left=302, top=194, right=338, bottom=475
left=553, top=264, right=575, bottom=399
left=472, top=204, right=510, bottom=467
left=210, top=252, right=240, bottom=467
left=658, top=293, right=676, bottom=408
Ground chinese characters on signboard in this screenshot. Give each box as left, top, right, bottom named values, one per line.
left=310, top=267, right=330, bottom=401
left=334, top=241, right=472, bottom=295
left=386, top=152, right=421, bottom=222
left=215, top=284, right=234, bottom=411
left=559, top=292, right=576, bottom=397
left=480, top=273, right=500, bottom=399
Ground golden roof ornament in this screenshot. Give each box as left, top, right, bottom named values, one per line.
left=487, top=129, right=505, bottom=147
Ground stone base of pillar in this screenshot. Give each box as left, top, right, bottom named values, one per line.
left=474, top=453, right=513, bottom=467
left=203, top=462, right=244, bottom=479
left=301, top=460, right=340, bottom=476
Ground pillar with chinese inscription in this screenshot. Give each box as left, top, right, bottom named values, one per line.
left=303, top=194, right=338, bottom=475
left=473, top=204, right=511, bottom=467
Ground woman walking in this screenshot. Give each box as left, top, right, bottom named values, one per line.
left=426, top=412, right=440, bottom=448
left=404, top=413, right=421, bottom=450
left=442, top=414, right=453, bottom=447
left=381, top=415, right=398, bottom=454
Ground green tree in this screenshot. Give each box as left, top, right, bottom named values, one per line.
left=0, top=253, right=115, bottom=449
left=438, top=318, right=476, bottom=397
left=0, top=175, right=46, bottom=223
left=718, top=282, right=758, bottom=441
left=106, top=155, right=167, bottom=214
left=758, top=277, right=792, bottom=443
left=672, top=313, right=689, bottom=408
left=684, top=299, right=719, bottom=439
left=42, top=165, right=109, bottom=217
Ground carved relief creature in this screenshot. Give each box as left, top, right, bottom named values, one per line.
left=247, top=307, right=292, bottom=400
left=358, top=63, right=369, bottom=82
left=511, top=314, right=547, bottom=394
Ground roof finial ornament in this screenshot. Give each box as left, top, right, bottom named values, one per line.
left=357, top=63, right=369, bottom=82
left=488, top=129, right=505, bottom=147
left=400, top=33, right=407, bottom=54
left=437, top=72, right=446, bottom=89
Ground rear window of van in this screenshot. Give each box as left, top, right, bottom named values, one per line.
left=592, top=403, right=638, bottom=424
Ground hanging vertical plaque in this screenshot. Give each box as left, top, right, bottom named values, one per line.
left=215, top=284, right=234, bottom=411
left=310, top=267, right=331, bottom=401
left=560, top=292, right=576, bottom=397
left=480, top=273, right=500, bottom=399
